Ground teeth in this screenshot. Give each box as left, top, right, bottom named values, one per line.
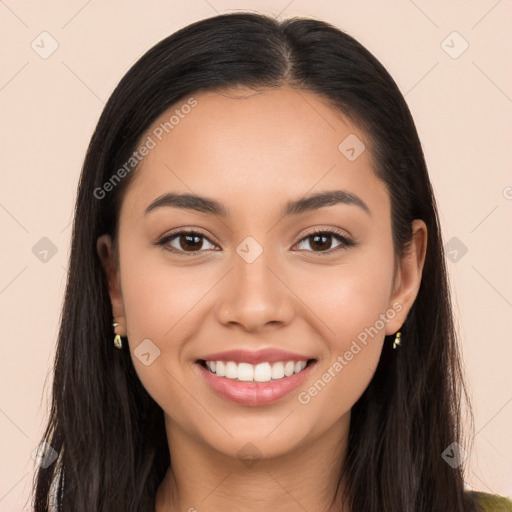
left=238, top=362, right=255, bottom=382
left=225, top=361, right=238, bottom=379
left=284, top=361, right=295, bottom=377
left=271, top=362, right=285, bottom=379
left=204, top=360, right=308, bottom=382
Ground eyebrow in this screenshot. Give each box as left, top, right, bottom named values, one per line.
left=144, top=189, right=371, bottom=217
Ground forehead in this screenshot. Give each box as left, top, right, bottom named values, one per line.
left=123, top=85, right=389, bottom=219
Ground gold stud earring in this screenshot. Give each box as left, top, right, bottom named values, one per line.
left=112, top=321, right=123, bottom=349
left=392, top=331, right=401, bottom=349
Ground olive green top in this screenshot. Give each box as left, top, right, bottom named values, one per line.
left=468, top=491, right=512, bottom=511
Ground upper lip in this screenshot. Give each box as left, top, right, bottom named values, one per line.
left=197, top=348, right=315, bottom=365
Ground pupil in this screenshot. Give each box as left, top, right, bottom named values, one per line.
left=311, top=234, right=330, bottom=251
left=181, top=234, right=202, bottom=251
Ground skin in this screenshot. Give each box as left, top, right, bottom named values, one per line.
left=97, top=85, right=427, bottom=512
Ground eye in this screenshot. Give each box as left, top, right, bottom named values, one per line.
left=294, top=229, right=354, bottom=254
left=155, top=229, right=218, bottom=255
left=155, top=227, right=354, bottom=256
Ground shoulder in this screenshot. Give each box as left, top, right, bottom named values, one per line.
left=465, top=490, right=512, bottom=511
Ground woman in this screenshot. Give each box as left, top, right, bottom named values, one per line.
left=32, top=12, right=512, bottom=512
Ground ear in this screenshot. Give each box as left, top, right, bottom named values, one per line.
left=97, top=234, right=126, bottom=335
left=385, top=219, right=428, bottom=335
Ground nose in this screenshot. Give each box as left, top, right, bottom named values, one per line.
left=216, top=248, right=295, bottom=332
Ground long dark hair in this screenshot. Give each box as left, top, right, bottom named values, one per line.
left=32, top=12, right=475, bottom=511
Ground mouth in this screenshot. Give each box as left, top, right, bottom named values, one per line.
left=194, top=358, right=318, bottom=406
left=196, top=358, right=317, bottom=382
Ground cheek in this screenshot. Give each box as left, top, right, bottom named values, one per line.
left=291, top=251, right=395, bottom=417
left=116, top=237, right=198, bottom=375
left=293, top=253, right=395, bottom=349
left=117, top=246, right=206, bottom=420
left=119, top=241, right=208, bottom=342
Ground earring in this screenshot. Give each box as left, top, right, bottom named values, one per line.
left=392, top=331, right=401, bottom=349
left=112, top=321, right=123, bottom=349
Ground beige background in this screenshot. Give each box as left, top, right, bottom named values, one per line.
left=1, top=1, right=511, bottom=509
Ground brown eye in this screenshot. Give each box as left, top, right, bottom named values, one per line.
left=157, top=230, right=217, bottom=255
left=177, top=233, right=205, bottom=252
left=156, top=228, right=353, bottom=256
left=295, top=230, right=353, bottom=254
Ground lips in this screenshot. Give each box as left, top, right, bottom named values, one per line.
left=197, top=348, right=315, bottom=365
left=194, top=348, right=318, bottom=405
left=195, top=358, right=317, bottom=406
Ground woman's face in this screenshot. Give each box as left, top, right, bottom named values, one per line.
left=98, top=85, right=426, bottom=461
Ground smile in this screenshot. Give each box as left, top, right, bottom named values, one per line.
left=202, top=359, right=310, bottom=382
left=195, top=359, right=317, bottom=406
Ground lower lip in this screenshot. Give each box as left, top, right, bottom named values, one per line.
left=195, top=361, right=316, bottom=406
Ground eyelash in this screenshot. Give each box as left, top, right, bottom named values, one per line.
left=154, top=228, right=355, bottom=257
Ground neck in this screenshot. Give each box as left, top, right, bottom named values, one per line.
left=156, top=412, right=351, bottom=512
